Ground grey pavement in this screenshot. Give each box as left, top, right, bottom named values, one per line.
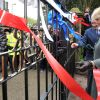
left=0, top=69, right=87, bottom=100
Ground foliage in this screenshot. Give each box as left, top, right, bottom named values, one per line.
left=27, top=17, right=37, bottom=27
left=63, top=0, right=100, bottom=14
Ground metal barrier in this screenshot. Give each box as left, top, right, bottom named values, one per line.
left=0, top=35, right=75, bottom=100
left=0, top=0, right=76, bottom=100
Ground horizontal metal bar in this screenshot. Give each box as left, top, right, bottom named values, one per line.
left=0, top=58, right=42, bottom=84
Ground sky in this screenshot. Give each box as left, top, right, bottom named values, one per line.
left=7, top=0, right=38, bottom=20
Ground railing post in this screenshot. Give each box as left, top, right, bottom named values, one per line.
left=24, top=0, right=28, bottom=100
left=2, top=54, right=8, bottom=100
left=37, top=0, right=40, bottom=100
left=3, top=0, right=5, bottom=10
left=36, top=47, right=40, bottom=100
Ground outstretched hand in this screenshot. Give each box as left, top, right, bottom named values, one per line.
left=71, top=43, right=78, bottom=48
left=76, top=61, right=93, bottom=72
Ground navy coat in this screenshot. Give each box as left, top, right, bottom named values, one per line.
left=78, top=27, right=100, bottom=60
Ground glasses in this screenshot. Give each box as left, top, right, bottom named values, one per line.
left=95, top=18, right=100, bottom=21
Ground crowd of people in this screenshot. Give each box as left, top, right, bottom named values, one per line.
left=0, top=27, right=21, bottom=75
left=0, top=23, right=60, bottom=74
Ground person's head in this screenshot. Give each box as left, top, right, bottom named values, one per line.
left=84, top=7, right=90, bottom=13
left=48, top=25, right=53, bottom=33
left=91, top=7, right=100, bottom=28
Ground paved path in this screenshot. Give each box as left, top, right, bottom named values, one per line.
left=0, top=69, right=87, bottom=100
left=0, top=69, right=52, bottom=100
left=68, top=74, right=87, bottom=100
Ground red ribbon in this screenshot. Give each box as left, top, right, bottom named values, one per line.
left=30, top=30, right=93, bottom=100
left=0, top=9, right=93, bottom=100
left=73, top=16, right=90, bottom=27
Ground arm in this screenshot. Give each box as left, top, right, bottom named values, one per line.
left=92, top=59, right=100, bottom=68
left=71, top=32, right=88, bottom=48
left=77, top=32, right=88, bottom=47
left=76, top=59, right=100, bottom=72
left=93, top=39, right=100, bottom=68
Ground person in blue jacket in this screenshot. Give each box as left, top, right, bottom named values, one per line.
left=76, top=7, right=100, bottom=99
left=71, top=7, right=100, bottom=95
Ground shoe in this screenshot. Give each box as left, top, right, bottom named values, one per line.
left=40, top=70, right=44, bottom=72
left=8, top=72, right=17, bottom=77
left=0, top=78, right=3, bottom=82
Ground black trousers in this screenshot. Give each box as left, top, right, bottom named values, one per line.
left=8, top=55, right=14, bottom=73
left=40, top=58, right=47, bottom=70
left=86, top=69, right=93, bottom=95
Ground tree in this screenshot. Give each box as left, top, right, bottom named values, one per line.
left=60, top=0, right=100, bottom=14
left=27, top=17, right=37, bottom=27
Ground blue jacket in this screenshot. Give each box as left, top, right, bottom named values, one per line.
left=78, top=27, right=100, bottom=60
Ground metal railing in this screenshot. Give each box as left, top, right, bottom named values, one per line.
left=0, top=0, right=76, bottom=100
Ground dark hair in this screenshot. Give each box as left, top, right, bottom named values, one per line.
left=0, top=28, right=4, bottom=33
left=4, top=28, right=12, bottom=33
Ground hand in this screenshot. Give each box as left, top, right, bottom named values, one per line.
left=84, top=13, right=89, bottom=16
left=76, top=61, right=93, bottom=72
left=75, top=32, right=81, bottom=36
left=71, top=43, right=78, bottom=48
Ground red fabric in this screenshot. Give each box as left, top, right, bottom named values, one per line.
left=0, top=9, right=29, bottom=32
left=0, top=9, right=3, bottom=16
left=20, top=17, right=27, bottom=24
left=0, top=9, right=93, bottom=100
left=93, top=69, right=100, bottom=100
left=73, top=16, right=90, bottom=27
left=30, top=30, right=93, bottom=100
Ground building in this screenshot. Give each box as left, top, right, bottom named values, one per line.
left=0, top=0, right=8, bottom=11
left=0, top=0, right=3, bottom=9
